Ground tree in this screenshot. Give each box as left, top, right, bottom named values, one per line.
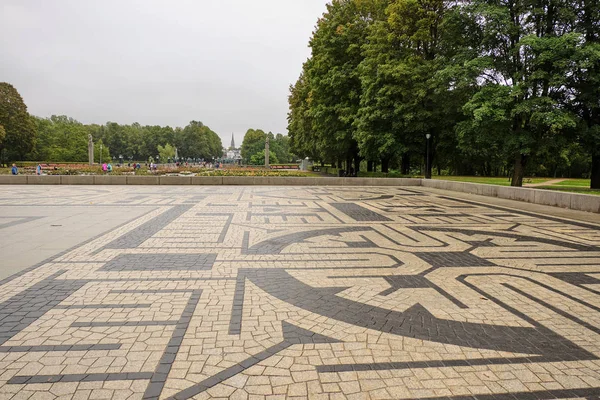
left=454, top=0, right=579, bottom=186
left=0, top=83, right=36, bottom=161
left=357, top=0, right=457, bottom=175
left=174, top=121, right=222, bottom=161
left=288, top=71, right=319, bottom=162
left=568, top=0, right=600, bottom=188
left=94, top=139, right=111, bottom=163
left=250, top=150, right=279, bottom=165
left=304, top=0, right=381, bottom=172
left=241, top=129, right=267, bottom=163
left=157, top=143, right=176, bottom=161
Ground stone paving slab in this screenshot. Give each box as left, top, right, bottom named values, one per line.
left=0, top=186, right=600, bottom=399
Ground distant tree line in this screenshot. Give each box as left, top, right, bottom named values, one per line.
left=288, top=0, right=600, bottom=188
left=0, top=82, right=223, bottom=165
left=241, top=129, right=296, bottom=165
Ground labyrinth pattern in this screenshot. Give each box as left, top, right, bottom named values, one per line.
left=1, top=186, right=600, bottom=400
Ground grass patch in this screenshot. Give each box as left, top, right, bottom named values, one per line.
left=432, top=176, right=552, bottom=186
left=553, top=179, right=591, bottom=187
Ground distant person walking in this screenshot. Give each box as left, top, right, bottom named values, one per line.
left=107, top=163, right=113, bottom=173
left=102, top=163, right=107, bottom=173
left=36, top=164, right=42, bottom=175
left=11, top=164, right=18, bottom=175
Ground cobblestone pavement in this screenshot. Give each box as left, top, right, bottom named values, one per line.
left=1, top=186, right=600, bottom=400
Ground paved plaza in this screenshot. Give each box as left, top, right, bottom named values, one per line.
left=1, top=186, right=600, bottom=400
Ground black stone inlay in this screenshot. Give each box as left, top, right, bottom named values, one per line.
left=143, top=290, right=202, bottom=400
left=110, top=289, right=199, bottom=294
left=0, top=271, right=87, bottom=346
left=332, top=275, right=467, bottom=308
left=412, top=226, right=599, bottom=251
left=345, top=235, right=377, bottom=248
left=504, top=283, right=600, bottom=335
left=551, top=272, right=600, bottom=286
left=401, top=387, right=600, bottom=400
left=316, top=356, right=542, bottom=372
left=101, top=253, right=217, bottom=271
left=71, top=320, right=178, bottom=327
left=330, top=203, right=392, bottom=221
left=415, top=251, right=496, bottom=268
left=100, top=204, right=193, bottom=250
left=8, top=372, right=153, bottom=384
left=245, top=227, right=372, bottom=254
left=229, top=274, right=246, bottom=335
left=0, top=344, right=121, bottom=353
left=166, top=321, right=339, bottom=400
left=196, top=213, right=233, bottom=243
left=55, top=303, right=152, bottom=309
left=241, top=269, right=596, bottom=360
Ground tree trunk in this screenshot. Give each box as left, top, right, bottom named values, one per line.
left=353, top=152, right=361, bottom=176
left=381, top=158, right=390, bottom=174
left=511, top=154, right=528, bottom=187
left=367, top=161, right=373, bottom=172
left=401, top=153, right=410, bottom=175
left=591, top=152, right=600, bottom=189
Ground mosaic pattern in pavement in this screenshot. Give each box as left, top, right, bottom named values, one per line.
left=1, top=186, right=600, bottom=399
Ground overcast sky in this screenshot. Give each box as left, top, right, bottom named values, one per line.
left=0, top=0, right=328, bottom=146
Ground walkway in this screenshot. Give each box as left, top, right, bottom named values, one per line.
left=0, top=186, right=599, bottom=400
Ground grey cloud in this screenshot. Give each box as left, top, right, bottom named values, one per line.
left=0, top=0, right=327, bottom=146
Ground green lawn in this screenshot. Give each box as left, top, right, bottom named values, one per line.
left=432, top=176, right=552, bottom=186
left=554, top=179, right=592, bottom=187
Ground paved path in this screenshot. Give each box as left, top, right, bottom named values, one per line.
left=524, top=178, right=567, bottom=187
left=0, top=186, right=600, bottom=400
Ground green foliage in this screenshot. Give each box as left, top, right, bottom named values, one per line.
left=241, top=130, right=293, bottom=164
left=288, top=0, right=600, bottom=187
left=30, top=115, right=91, bottom=162
left=93, top=140, right=111, bottom=163
left=0, top=83, right=36, bottom=161
left=250, top=150, right=279, bottom=165
left=157, top=143, right=176, bottom=161
left=241, top=129, right=267, bottom=162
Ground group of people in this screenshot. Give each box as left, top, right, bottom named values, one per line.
left=11, top=164, right=44, bottom=175
left=101, top=162, right=113, bottom=173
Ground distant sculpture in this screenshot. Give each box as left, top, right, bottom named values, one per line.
left=265, top=136, right=270, bottom=168
left=88, top=134, right=94, bottom=166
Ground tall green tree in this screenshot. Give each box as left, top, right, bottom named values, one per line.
left=305, top=0, right=380, bottom=172
left=288, top=71, right=319, bottom=162
left=357, top=0, right=458, bottom=175
left=175, top=121, right=222, bottom=161
left=569, top=0, right=600, bottom=188
left=454, top=0, right=579, bottom=186
left=0, top=83, right=36, bottom=161
left=157, top=143, right=176, bottom=161
left=241, top=129, right=267, bottom=163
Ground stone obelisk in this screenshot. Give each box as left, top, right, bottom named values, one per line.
left=265, top=136, right=270, bottom=168
left=88, top=134, right=94, bottom=165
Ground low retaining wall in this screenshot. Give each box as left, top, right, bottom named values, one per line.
left=420, top=179, right=600, bottom=214
left=1, top=174, right=598, bottom=213
left=0, top=175, right=420, bottom=187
